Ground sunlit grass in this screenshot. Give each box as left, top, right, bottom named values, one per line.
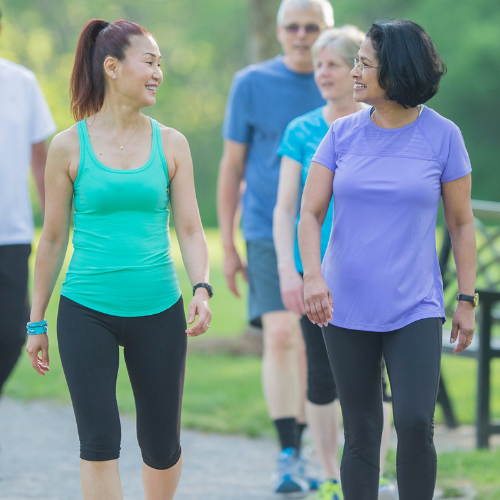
left=6, top=227, right=500, bottom=437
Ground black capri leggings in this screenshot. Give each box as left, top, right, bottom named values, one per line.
left=300, top=315, right=392, bottom=406
left=57, top=295, right=187, bottom=470
left=323, top=317, right=442, bottom=500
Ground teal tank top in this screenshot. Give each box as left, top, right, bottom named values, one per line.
left=61, top=117, right=181, bottom=317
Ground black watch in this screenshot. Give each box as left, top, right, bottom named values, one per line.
left=457, top=293, right=479, bottom=308
left=193, top=282, right=213, bottom=298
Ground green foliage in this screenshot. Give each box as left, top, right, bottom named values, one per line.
left=1, top=0, right=248, bottom=227
left=1, top=0, right=498, bottom=228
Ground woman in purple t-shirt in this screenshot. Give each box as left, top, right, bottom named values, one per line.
left=298, top=19, right=477, bottom=500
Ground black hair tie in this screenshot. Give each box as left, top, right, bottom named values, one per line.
left=102, top=21, right=110, bottom=28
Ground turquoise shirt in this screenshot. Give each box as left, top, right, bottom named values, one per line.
left=277, top=107, right=333, bottom=273
left=61, top=117, right=181, bottom=316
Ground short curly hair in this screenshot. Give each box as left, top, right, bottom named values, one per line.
left=366, top=19, right=446, bottom=108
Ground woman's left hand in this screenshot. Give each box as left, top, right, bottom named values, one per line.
left=450, top=301, right=476, bottom=354
left=186, top=289, right=212, bottom=337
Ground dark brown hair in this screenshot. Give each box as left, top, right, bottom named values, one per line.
left=366, top=19, right=446, bottom=108
left=70, top=19, right=150, bottom=121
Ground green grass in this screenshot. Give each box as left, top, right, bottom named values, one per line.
left=383, top=448, right=500, bottom=499
left=5, top=228, right=270, bottom=435
left=6, top=227, right=500, bottom=434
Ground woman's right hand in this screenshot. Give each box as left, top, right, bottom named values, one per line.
left=303, top=274, right=333, bottom=326
left=279, top=265, right=306, bottom=317
left=26, top=334, right=50, bottom=376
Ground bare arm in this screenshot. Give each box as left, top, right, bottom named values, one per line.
left=217, top=139, right=247, bottom=297
left=31, top=140, right=49, bottom=213
left=273, top=156, right=305, bottom=316
left=167, top=129, right=211, bottom=337
left=442, top=173, right=477, bottom=354
left=27, top=130, right=77, bottom=375
left=298, top=162, right=334, bottom=326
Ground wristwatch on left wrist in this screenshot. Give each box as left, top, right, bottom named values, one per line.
left=193, top=282, right=213, bottom=298
left=457, top=293, right=479, bottom=308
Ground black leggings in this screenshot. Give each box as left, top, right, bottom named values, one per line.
left=323, top=318, right=442, bottom=500
left=57, top=295, right=187, bottom=470
left=0, top=244, right=31, bottom=395
left=300, top=315, right=391, bottom=405
left=300, top=315, right=337, bottom=404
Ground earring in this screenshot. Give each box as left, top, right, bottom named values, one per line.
left=112, top=74, right=117, bottom=80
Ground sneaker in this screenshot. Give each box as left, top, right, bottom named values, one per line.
left=306, top=479, right=343, bottom=500
left=272, top=447, right=310, bottom=494
left=379, top=477, right=399, bottom=500
left=296, top=452, right=320, bottom=490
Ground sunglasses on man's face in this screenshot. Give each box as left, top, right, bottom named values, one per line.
left=284, top=24, right=321, bottom=34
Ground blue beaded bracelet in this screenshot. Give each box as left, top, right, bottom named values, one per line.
left=26, top=320, right=48, bottom=335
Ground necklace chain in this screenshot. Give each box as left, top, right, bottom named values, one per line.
left=99, top=113, right=142, bottom=151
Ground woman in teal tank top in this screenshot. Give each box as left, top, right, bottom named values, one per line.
left=26, top=19, right=211, bottom=499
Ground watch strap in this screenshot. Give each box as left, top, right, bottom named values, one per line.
left=193, top=282, right=213, bottom=298
left=457, top=293, right=479, bottom=307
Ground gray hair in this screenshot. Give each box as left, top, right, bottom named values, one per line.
left=277, top=0, right=334, bottom=28
left=311, top=25, right=365, bottom=65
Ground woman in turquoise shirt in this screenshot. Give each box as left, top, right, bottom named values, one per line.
left=25, top=19, right=211, bottom=499
left=274, top=26, right=396, bottom=500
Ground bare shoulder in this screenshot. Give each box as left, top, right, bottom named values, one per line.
left=159, top=124, right=190, bottom=152
left=49, top=125, right=79, bottom=158
left=47, top=125, right=80, bottom=179
left=158, top=125, right=192, bottom=181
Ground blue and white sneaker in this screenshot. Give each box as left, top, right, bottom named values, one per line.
left=297, top=451, right=320, bottom=490
left=272, top=447, right=310, bottom=494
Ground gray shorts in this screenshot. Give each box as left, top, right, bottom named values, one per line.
left=246, top=239, right=285, bottom=326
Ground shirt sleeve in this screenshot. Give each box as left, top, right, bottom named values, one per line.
left=277, top=120, right=303, bottom=163
left=222, top=72, right=252, bottom=145
left=312, top=125, right=337, bottom=172
left=28, top=73, right=57, bottom=144
left=441, top=125, right=472, bottom=183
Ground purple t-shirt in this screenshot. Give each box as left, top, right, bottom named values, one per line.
left=311, top=106, right=471, bottom=332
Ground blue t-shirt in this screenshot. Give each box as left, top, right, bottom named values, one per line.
left=277, top=107, right=332, bottom=273
left=312, top=106, right=472, bottom=331
left=222, top=56, right=325, bottom=241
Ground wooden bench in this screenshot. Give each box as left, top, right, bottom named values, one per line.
left=437, top=200, right=500, bottom=448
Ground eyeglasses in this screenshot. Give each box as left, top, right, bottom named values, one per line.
left=353, top=58, right=380, bottom=74
left=284, top=23, right=321, bottom=34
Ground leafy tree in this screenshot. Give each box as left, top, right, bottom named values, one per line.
left=0, top=0, right=497, bottom=228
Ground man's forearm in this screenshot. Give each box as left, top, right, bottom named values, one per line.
left=31, top=141, right=49, bottom=213
left=217, top=162, right=243, bottom=252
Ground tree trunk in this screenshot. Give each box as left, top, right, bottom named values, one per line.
left=248, top=0, right=282, bottom=63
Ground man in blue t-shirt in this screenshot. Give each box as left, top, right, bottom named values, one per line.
left=217, top=0, right=333, bottom=493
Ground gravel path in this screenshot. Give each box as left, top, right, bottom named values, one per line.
left=0, top=397, right=494, bottom=499
left=0, top=398, right=279, bottom=500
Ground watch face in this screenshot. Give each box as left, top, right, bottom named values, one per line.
left=473, top=293, right=479, bottom=308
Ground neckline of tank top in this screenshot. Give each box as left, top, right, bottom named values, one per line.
left=368, top=105, right=426, bottom=133
left=83, top=116, right=156, bottom=174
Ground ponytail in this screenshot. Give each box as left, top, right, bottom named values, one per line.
left=70, top=19, right=150, bottom=121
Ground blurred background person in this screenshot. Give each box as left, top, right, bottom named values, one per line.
left=299, top=19, right=476, bottom=500
left=218, top=0, right=334, bottom=494
left=274, top=25, right=396, bottom=500
left=0, top=5, right=56, bottom=398
left=26, top=19, right=211, bottom=499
